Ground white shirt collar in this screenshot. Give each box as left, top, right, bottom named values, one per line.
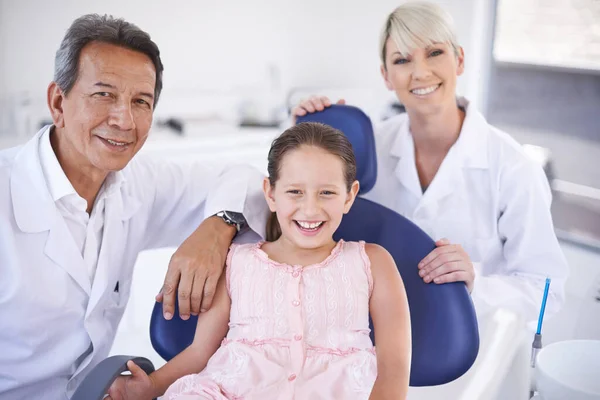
left=38, top=126, right=126, bottom=204
left=390, top=97, right=489, bottom=169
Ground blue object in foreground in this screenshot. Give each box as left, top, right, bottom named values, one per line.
left=537, top=278, right=552, bottom=335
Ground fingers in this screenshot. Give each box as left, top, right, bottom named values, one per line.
left=190, top=273, right=207, bottom=316
left=177, top=270, right=194, bottom=320
left=159, top=267, right=180, bottom=320
left=430, top=270, right=470, bottom=285
left=127, top=360, right=147, bottom=378
left=435, top=238, right=451, bottom=246
left=154, top=291, right=163, bottom=303
left=421, top=261, right=462, bottom=283
left=199, top=273, right=220, bottom=313
left=291, top=106, right=306, bottom=119
left=292, top=95, right=341, bottom=119
left=419, top=244, right=462, bottom=271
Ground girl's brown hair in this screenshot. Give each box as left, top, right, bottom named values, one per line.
left=266, top=122, right=357, bottom=241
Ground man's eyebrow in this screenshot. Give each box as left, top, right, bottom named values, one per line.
left=93, top=81, right=116, bottom=89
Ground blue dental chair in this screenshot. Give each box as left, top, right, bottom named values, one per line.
left=73, top=105, right=479, bottom=400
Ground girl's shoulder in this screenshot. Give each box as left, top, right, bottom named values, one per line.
left=361, top=242, right=392, bottom=262
left=337, top=241, right=391, bottom=263
left=226, top=242, right=261, bottom=265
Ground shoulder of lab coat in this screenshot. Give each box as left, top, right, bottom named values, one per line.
left=471, top=119, right=569, bottom=319
left=129, top=156, right=269, bottom=250
left=369, top=106, right=568, bottom=320
left=372, top=113, right=410, bottom=153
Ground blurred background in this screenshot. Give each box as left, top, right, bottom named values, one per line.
left=1, top=0, right=599, bottom=398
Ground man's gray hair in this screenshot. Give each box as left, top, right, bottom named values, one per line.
left=54, top=14, right=164, bottom=107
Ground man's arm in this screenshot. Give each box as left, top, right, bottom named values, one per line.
left=135, top=157, right=269, bottom=319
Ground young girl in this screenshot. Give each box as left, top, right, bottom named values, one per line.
left=107, top=122, right=411, bottom=400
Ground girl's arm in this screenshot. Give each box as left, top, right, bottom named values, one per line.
left=366, top=243, right=412, bottom=400
left=147, top=272, right=231, bottom=398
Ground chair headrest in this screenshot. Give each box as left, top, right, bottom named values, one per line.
left=296, top=104, right=377, bottom=194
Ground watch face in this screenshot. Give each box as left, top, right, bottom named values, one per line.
left=224, top=211, right=246, bottom=226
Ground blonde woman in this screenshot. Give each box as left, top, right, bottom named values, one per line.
left=293, top=1, right=568, bottom=322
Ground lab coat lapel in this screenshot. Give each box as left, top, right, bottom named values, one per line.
left=86, top=181, right=141, bottom=317
left=419, top=145, right=462, bottom=208
left=44, top=218, right=92, bottom=295
left=10, top=127, right=91, bottom=295
left=390, top=125, right=423, bottom=199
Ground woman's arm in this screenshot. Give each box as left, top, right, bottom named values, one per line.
left=472, top=158, right=568, bottom=320
left=366, top=243, right=412, bottom=400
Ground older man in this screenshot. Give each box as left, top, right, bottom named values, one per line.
left=0, top=14, right=268, bottom=399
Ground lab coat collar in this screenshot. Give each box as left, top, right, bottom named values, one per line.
left=388, top=97, right=489, bottom=198
left=10, top=126, right=142, bottom=295
left=11, top=126, right=56, bottom=233
left=390, top=97, right=488, bottom=169
left=11, top=126, right=139, bottom=234
left=390, top=118, right=424, bottom=199
left=453, top=97, right=489, bottom=169
left=39, top=126, right=77, bottom=203
left=10, top=127, right=92, bottom=293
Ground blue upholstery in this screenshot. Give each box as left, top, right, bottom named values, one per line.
left=149, top=104, right=479, bottom=386
left=332, top=197, right=479, bottom=386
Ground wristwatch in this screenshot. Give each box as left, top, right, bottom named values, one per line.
left=214, top=210, right=249, bottom=234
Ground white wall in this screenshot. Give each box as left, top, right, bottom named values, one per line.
left=0, top=0, right=495, bottom=135
left=0, top=1, right=4, bottom=97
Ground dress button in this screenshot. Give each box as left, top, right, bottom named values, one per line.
left=288, top=374, right=297, bottom=381
left=294, top=334, right=302, bottom=341
left=292, top=271, right=300, bottom=278
left=292, top=300, right=300, bottom=307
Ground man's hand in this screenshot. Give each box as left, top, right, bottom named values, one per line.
left=106, top=360, right=156, bottom=400
left=156, top=216, right=236, bottom=320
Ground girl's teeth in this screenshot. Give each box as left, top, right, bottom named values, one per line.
left=298, top=221, right=323, bottom=229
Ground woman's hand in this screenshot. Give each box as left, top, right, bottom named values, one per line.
left=291, top=96, right=345, bottom=121
left=418, top=238, right=475, bottom=293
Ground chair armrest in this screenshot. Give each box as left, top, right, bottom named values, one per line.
left=71, top=355, right=156, bottom=400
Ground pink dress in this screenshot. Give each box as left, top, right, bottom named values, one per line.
left=164, top=240, right=377, bottom=400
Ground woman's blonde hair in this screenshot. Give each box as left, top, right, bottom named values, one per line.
left=379, top=1, right=460, bottom=65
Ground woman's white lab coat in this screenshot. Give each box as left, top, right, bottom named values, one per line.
left=364, top=98, right=569, bottom=322
left=0, top=127, right=269, bottom=399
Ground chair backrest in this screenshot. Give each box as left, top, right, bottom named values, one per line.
left=150, top=105, right=479, bottom=387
